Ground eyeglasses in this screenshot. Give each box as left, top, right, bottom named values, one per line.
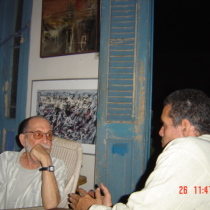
left=24, top=130, right=55, bottom=141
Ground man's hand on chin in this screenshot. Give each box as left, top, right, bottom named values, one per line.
left=30, top=144, right=51, bottom=165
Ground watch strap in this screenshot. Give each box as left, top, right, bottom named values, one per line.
left=39, top=165, right=54, bottom=172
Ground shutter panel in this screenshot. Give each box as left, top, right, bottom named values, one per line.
left=95, top=0, right=153, bottom=203
left=108, top=1, right=136, bottom=122
left=96, top=0, right=154, bottom=204
left=0, top=0, right=32, bottom=152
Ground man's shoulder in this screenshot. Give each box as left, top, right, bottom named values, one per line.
left=167, top=135, right=210, bottom=148
left=0, top=150, right=19, bottom=159
left=0, top=151, right=20, bottom=168
left=164, top=135, right=210, bottom=161
left=154, top=135, right=210, bottom=174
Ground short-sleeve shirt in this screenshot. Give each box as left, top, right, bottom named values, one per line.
left=0, top=149, right=67, bottom=209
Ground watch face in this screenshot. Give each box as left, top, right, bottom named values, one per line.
left=49, top=166, right=54, bottom=172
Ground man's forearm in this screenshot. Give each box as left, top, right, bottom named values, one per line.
left=41, top=170, right=61, bottom=209
left=31, top=144, right=61, bottom=208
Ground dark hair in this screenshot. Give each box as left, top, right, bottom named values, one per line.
left=164, top=89, right=210, bottom=135
left=18, top=116, right=48, bottom=134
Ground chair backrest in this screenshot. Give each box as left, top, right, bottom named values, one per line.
left=51, top=136, right=83, bottom=208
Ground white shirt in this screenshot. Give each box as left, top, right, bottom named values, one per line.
left=0, top=149, right=67, bottom=209
left=90, top=135, right=210, bottom=210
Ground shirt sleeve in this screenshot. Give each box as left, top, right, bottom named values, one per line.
left=53, top=157, right=67, bottom=200
left=90, top=203, right=128, bottom=210
left=0, top=152, right=7, bottom=209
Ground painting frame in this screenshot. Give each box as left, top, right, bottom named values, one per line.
left=40, top=0, right=99, bottom=58
left=31, top=79, right=98, bottom=154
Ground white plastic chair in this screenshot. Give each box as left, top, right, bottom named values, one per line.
left=51, top=136, right=83, bottom=208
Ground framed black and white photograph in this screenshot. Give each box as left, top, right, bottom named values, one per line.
left=31, top=79, right=98, bottom=154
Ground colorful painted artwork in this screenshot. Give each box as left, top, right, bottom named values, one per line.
left=36, top=89, right=97, bottom=144
left=41, top=0, right=99, bottom=57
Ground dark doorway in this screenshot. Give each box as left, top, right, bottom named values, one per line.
left=152, top=0, right=210, bottom=153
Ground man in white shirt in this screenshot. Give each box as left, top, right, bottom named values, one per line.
left=70, top=89, right=210, bottom=210
left=0, top=116, right=67, bottom=209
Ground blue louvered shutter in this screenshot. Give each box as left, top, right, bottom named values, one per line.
left=0, top=0, right=32, bottom=152
left=96, top=0, right=154, bottom=203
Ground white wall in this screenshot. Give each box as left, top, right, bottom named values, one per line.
left=27, top=0, right=98, bottom=191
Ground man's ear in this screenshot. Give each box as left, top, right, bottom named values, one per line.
left=180, top=119, right=197, bottom=137
left=19, top=134, right=26, bottom=147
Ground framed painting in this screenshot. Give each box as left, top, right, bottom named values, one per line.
left=31, top=79, right=98, bottom=154
left=40, top=0, right=99, bottom=57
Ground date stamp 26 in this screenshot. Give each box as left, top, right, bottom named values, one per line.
left=179, top=186, right=210, bottom=194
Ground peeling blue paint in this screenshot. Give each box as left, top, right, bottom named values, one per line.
left=5, top=131, right=15, bottom=151
left=112, top=143, right=128, bottom=156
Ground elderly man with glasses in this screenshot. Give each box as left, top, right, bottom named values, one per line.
left=0, top=116, right=67, bottom=209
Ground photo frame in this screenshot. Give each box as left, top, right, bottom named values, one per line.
left=31, top=79, right=98, bottom=154
left=40, top=0, right=99, bottom=57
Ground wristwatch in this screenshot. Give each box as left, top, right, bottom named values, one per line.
left=39, top=165, right=54, bottom=172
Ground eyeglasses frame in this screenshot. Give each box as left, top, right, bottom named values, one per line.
left=23, top=130, right=55, bottom=141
